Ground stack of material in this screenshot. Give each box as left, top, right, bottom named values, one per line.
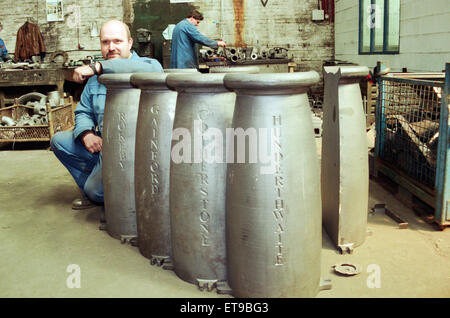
left=0, top=101, right=48, bottom=127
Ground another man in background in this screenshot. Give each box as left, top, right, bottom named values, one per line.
left=0, top=22, right=11, bottom=62
left=170, top=9, right=226, bottom=69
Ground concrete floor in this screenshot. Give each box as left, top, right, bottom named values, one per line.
left=1, top=144, right=450, bottom=298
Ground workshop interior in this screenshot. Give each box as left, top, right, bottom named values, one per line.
left=0, top=0, right=449, bottom=299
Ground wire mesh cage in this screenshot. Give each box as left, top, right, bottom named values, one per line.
left=0, top=96, right=75, bottom=143
left=377, top=78, right=443, bottom=188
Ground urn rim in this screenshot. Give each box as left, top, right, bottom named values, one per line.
left=131, top=72, right=169, bottom=90
left=323, top=65, right=369, bottom=81
left=166, top=73, right=229, bottom=92
left=209, top=66, right=260, bottom=74
left=223, top=71, right=320, bottom=92
left=163, top=68, right=200, bottom=73
left=98, top=73, right=135, bottom=88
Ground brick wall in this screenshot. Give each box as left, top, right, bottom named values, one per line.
left=0, top=0, right=124, bottom=61
left=190, top=0, right=334, bottom=76
left=0, top=0, right=334, bottom=77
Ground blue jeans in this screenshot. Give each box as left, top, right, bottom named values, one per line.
left=50, top=130, right=104, bottom=203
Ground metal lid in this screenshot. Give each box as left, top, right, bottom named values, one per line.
left=209, top=66, right=260, bottom=74
left=166, top=73, right=230, bottom=93
left=130, top=73, right=169, bottom=90
left=98, top=73, right=135, bottom=88
left=223, top=71, right=320, bottom=95
left=332, top=263, right=362, bottom=276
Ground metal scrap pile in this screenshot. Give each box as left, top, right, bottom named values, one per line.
left=0, top=51, right=98, bottom=69
left=382, top=85, right=441, bottom=187
left=0, top=101, right=48, bottom=127
left=200, top=46, right=290, bottom=63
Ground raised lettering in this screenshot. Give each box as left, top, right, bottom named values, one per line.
left=151, top=172, right=159, bottom=184
left=276, top=254, right=283, bottom=266
left=151, top=184, right=159, bottom=195
left=275, top=198, right=284, bottom=210
left=276, top=223, right=284, bottom=234
left=275, top=176, right=284, bottom=187
left=272, top=114, right=284, bottom=265
left=200, top=211, right=210, bottom=223
left=201, top=234, right=209, bottom=246
left=199, top=172, right=208, bottom=185
left=150, top=104, right=159, bottom=114
left=273, top=208, right=284, bottom=220
left=150, top=161, right=159, bottom=173
left=150, top=139, right=158, bottom=152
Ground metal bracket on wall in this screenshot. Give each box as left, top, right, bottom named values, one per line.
left=261, top=0, right=268, bottom=7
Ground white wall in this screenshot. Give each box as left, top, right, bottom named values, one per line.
left=335, top=0, right=450, bottom=72
left=0, top=0, right=336, bottom=74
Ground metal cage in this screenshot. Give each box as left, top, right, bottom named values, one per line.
left=375, top=63, right=450, bottom=227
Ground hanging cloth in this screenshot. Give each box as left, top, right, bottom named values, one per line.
left=14, top=21, right=46, bottom=61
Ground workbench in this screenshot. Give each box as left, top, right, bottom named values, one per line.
left=0, top=68, right=67, bottom=108
left=200, top=59, right=296, bottom=73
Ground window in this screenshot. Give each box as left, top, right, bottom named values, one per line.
left=359, top=0, right=400, bottom=54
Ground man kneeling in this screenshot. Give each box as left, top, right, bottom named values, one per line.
left=51, top=20, right=163, bottom=210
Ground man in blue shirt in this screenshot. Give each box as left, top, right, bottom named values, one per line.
left=170, top=10, right=226, bottom=69
left=51, top=20, right=163, bottom=210
left=0, top=22, right=11, bottom=61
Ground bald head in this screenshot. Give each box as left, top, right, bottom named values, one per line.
left=101, top=20, right=131, bottom=40
left=100, top=20, right=133, bottom=60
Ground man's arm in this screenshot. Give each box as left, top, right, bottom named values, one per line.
left=72, top=58, right=163, bottom=83
left=73, top=81, right=103, bottom=153
left=73, top=82, right=96, bottom=140
left=101, top=58, right=163, bottom=73
left=185, top=23, right=220, bottom=48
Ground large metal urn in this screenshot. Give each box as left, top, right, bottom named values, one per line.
left=223, top=72, right=325, bottom=297
left=99, top=73, right=140, bottom=241
left=322, top=66, right=369, bottom=254
left=166, top=73, right=235, bottom=291
left=131, top=72, right=180, bottom=266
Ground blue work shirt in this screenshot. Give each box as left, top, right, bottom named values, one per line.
left=0, top=38, right=8, bottom=60
left=73, top=51, right=163, bottom=139
left=170, top=19, right=218, bottom=69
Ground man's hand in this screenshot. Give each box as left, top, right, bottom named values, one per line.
left=82, top=132, right=102, bottom=153
left=72, top=62, right=102, bottom=83
left=217, top=40, right=227, bottom=47
left=73, top=65, right=94, bottom=83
